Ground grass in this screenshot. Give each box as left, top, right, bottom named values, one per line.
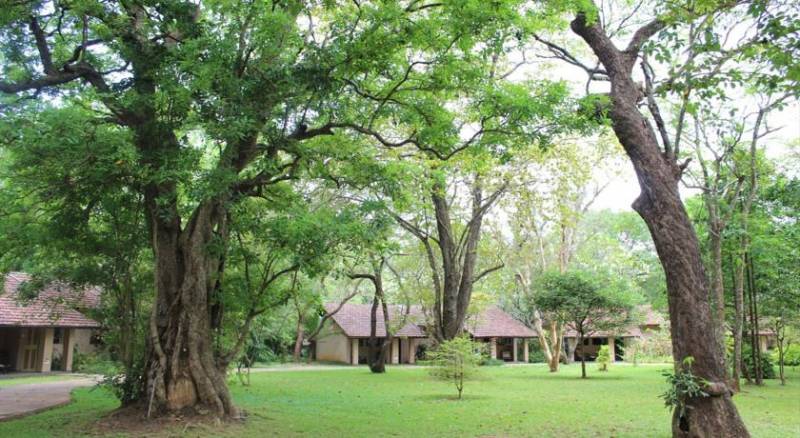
left=1, top=364, right=798, bottom=437
left=0, top=374, right=82, bottom=388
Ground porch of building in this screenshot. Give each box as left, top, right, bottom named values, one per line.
left=481, top=337, right=531, bottom=363
left=348, top=336, right=425, bottom=366
left=0, top=327, right=80, bottom=373
left=564, top=335, right=628, bottom=363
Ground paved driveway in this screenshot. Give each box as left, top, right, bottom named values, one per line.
left=0, top=376, right=97, bottom=421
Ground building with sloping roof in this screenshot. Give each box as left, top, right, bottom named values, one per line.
left=0, top=272, right=102, bottom=373
left=313, top=303, right=537, bottom=365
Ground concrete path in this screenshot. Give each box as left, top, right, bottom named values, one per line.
left=0, top=376, right=98, bottom=421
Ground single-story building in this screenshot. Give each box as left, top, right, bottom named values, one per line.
left=313, top=303, right=537, bottom=365
left=0, top=272, right=101, bottom=373
left=560, top=306, right=777, bottom=362
left=562, top=305, right=666, bottom=363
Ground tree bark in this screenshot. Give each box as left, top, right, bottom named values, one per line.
left=427, top=177, right=504, bottom=340
left=708, top=223, right=725, bottom=338
left=144, top=193, right=237, bottom=418
left=293, top=318, right=305, bottom=362
left=775, top=320, right=786, bottom=386
left=745, top=252, right=763, bottom=385
left=732, top=250, right=746, bottom=388
left=570, top=13, right=749, bottom=437
left=354, top=260, right=391, bottom=373
left=367, top=291, right=391, bottom=373
left=516, top=272, right=562, bottom=372
left=578, top=331, right=587, bottom=379
left=549, top=321, right=564, bottom=371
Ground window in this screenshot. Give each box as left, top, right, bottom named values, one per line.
left=53, top=328, right=63, bottom=344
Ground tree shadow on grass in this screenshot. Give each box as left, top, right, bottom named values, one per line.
left=506, top=372, right=628, bottom=382
left=414, top=393, right=492, bottom=402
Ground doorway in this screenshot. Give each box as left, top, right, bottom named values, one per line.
left=19, top=328, right=43, bottom=371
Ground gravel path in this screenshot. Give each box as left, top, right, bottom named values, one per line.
left=0, top=376, right=98, bottom=421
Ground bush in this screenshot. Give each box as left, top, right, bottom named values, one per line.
left=597, top=345, right=611, bottom=371
left=624, top=330, right=672, bottom=364
left=527, top=341, right=546, bottom=363
left=100, top=358, right=146, bottom=406
left=480, top=357, right=505, bottom=366
left=428, top=336, right=484, bottom=400
left=742, top=346, right=776, bottom=380
left=73, top=351, right=120, bottom=375
left=780, top=344, right=800, bottom=366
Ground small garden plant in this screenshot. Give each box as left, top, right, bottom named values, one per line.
left=596, top=345, right=611, bottom=372
left=660, top=357, right=709, bottom=421
left=428, top=336, right=484, bottom=400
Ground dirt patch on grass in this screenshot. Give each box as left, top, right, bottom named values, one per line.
left=90, top=405, right=243, bottom=437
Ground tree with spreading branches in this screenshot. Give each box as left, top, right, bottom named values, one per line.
left=0, top=0, right=537, bottom=417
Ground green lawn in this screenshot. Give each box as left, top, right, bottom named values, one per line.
left=1, top=364, right=798, bottom=437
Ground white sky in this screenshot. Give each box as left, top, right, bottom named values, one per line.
left=590, top=104, right=800, bottom=212
left=503, top=19, right=800, bottom=213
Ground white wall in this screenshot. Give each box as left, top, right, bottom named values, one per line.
left=315, top=322, right=351, bottom=364
left=52, top=328, right=97, bottom=361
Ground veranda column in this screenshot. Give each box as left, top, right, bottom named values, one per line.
left=39, top=328, right=54, bottom=372
left=523, top=340, right=529, bottom=363
left=566, top=338, right=577, bottom=364
left=63, top=328, right=76, bottom=371
left=391, top=338, right=399, bottom=364
left=408, top=339, right=416, bottom=364
left=350, top=338, right=359, bottom=365
left=512, top=338, right=518, bottom=362
left=607, top=336, right=616, bottom=363
left=489, top=338, right=497, bottom=359
left=15, top=329, right=27, bottom=371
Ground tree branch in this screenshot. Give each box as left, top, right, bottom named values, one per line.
left=473, top=263, right=505, bottom=284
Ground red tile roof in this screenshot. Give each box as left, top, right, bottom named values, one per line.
left=323, top=303, right=427, bottom=338
left=562, top=305, right=666, bottom=338
left=322, top=303, right=537, bottom=339
left=0, top=272, right=102, bottom=328
left=464, top=306, right=538, bottom=338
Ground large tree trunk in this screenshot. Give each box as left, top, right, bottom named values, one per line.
left=571, top=14, right=749, bottom=437
left=432, top=187, right=473, bottom=340
left=144, top=195, right=237, bottom=418
left=432, top=179, right=495, bottom=340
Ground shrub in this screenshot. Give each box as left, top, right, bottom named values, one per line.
left=780, top=344, right=800, bottom=367
left=742, top=346, right=776, bottom=380
left=428, top=336, right=484, bottom=400
left=624, top=329, right=672, bottom=364
left=100, top=358, right=146, bottom=406
left=480, top=357, right=505, bottom=366
left=597, top=345, right=611, bottom=371
left=73, top=351, right=120, bottom=375
left=527, top=341, right=546, bottom=363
